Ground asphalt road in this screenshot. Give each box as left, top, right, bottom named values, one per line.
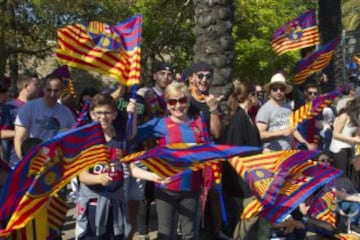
left=61, top=201, right=158, bottom=240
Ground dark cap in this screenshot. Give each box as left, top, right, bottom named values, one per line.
left=181, top=65, right=195, bottom=81
left=191, top=61, right=213, bottom=74
left=153, top=62, right=173, bottom=73
left=191, top=62, right=214, bottom=73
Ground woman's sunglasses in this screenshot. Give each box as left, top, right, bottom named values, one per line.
left=167, top=97, right=188, bottom=106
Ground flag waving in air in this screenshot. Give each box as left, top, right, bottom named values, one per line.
left=56, top=15, right=142, bottom=86
left=0, top=122, right=109, bottom=238
left=293, top=38, right=339, bottom=85
left=290, top=86, right=346, bottom=128
left=229, top=150, right=341, bottom=223
left=121, top=143, right=261, bottom=177
left=272, top=9, right=319, bottom=55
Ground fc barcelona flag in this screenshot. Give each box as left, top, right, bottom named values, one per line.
left=229, top=150, right=341, bottom=223
left=307, top=181, right=337, bottom=227
left=56, top=14, right=142, bottom=86
left=0, top=122, right=108, bottom=237
left=272, top=9, right=319, bottom=55
left=121, top=143, right=261, bottom=178
left=293, top=38, right=339, bottom=85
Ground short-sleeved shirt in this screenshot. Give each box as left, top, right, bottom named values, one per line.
left=15, top=98, right=75, bottom=140
left=256, top=101, right=293, bottom=151
left=0, top=99, right=25, bottom=164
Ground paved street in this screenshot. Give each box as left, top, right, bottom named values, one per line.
left=62, top=201, right=158, bottom=240
left=61, top=201, right=360, bottom=240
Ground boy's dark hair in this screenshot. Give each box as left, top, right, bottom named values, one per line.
left=21, top=137, right=43, bottom=156
left=90, top=93, right=117, bottom=111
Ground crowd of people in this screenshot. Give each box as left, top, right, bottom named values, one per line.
left=0, top=61, right=360, bottom=240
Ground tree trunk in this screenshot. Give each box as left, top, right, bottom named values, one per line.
left=318, top=0, right=342, bottom=91
left=193, top=0, right=235, bottom=95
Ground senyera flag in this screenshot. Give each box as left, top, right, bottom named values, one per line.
left=0, top=122, right=108, bottom=238
left=293, top=38, right=339, bottom=85
left=272, top=9, right=319, bottom=55
left=290, top=86, right=347, bottom=128
left=56, top=14, right=142, bottom=87
left=229, top=150, right=341, bottom=224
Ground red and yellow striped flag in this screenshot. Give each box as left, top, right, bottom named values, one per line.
left=271, top=9, right=319, bottom=55
left=0, top=123, right=108, bottom=238
left=56, top=15, right=142, bottom=86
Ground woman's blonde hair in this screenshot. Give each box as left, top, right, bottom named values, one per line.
left=164, top=82, right=190, bottom=100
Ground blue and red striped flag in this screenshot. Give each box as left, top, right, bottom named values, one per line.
left=121, top=143, right=261, bottom=177
left=56, top=14, right=142, bottom=86
left=0, top=122, right=108, bottom=238
left=229, top=150, right=341, bottom=223
left=293, top=38, right=339, bottom=85
left=307, top=181, right=337, bottom=227
left=290, top=86, right=346, bottom=127
left=272, top=9, right=319, bottom=55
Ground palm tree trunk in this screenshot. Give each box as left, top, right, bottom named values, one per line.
left=318, top=0, right=342, bottom=91
left=193, top=0, right=235, bottom=95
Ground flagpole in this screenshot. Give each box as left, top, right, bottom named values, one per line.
left=127, top=85, right=137, bottom=138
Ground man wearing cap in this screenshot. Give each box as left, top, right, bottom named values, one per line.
left=147, top=62, right=174, bottom=118
left=186, top=62, right=229, bottom=239
left=256, top=73, right=315, bottom=152
left=188, top=61, right=222, bottom=139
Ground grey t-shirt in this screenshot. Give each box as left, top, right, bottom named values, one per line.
left=15, top=98, right=75, bottom=141
left=256, top=101, right=293, bottom=151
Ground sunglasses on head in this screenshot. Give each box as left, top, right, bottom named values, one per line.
left=271, top=86, right=285, bottom=92
left=307, top=91, right=318, bottom=96
left=167, top=96, right=188, bottom=106
left=196, top=73, right=212, bottom=80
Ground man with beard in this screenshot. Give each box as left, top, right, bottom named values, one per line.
left=255, top=72, right=315, bottom=240
left=256, top=72, right=315, bottom=152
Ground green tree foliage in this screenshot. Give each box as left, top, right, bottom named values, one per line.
left=342, top=0, right=360, bottom=31
left=1, top=0, right=194, bottom=86
left=1, top=0, right=340, bottom=89
left=233, top=0, right=316, bottom=84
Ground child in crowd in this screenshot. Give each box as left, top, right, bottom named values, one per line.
left=76, top=93, right=165, bottom=240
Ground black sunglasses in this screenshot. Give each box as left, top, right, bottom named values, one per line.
left=271, top=86, right=286, bottom=92
left=196, top=73, right=212, bottom=80
left=318, top=157, right=332, bottom=163
left=167, top=97, right=188, bottom=106
left=307, top=91, right=318, bottom=96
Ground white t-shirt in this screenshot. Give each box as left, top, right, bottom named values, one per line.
left=15, top=98, right=75, bottom=141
